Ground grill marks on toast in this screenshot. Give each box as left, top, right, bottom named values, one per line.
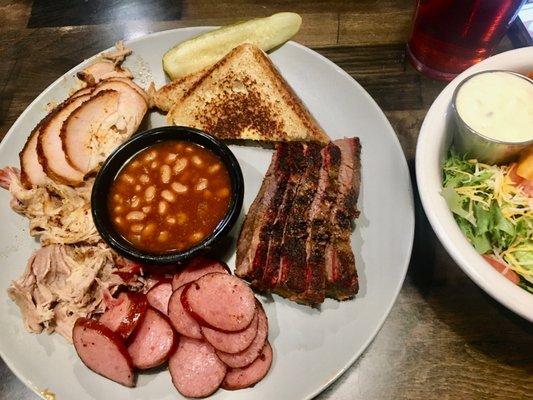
left=236, top=139, right=361, bottom=306
left=166, top=44, right=330, bottom=144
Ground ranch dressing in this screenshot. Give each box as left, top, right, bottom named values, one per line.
left=455, top=71, right=533, bottom=143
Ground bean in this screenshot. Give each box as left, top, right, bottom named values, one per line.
left=150, top=161, right=159, bottom=169
left=195, top=178, right=208, bottom=191
left=173, top=158, right=187, bottom=174
left=144, top=186, right=156, bottom=201
left=208, top=163, right=221, bottom=174
left=144, top=150, right=156, bottom=162
left=142, top=206, right=151, bottom=213
left=167, top=216, right=176, bottom=225
left=203, top=190, right=212, bottom=199
left=191, top=155, right=203, bottom=167
left=131, top=224, right=144, bottom=233
left=122, top=174, right=134, bottom=184
left=142, top=223, right=156, bottom=237
left=140, top=174, right=150, bottom=184
left=161, top=164, right=171, bottom=183
left=166, top=153, right=178, bottom=163
left=130, top=160, right=141, bottom=169
left=158, top=201, right=168, bottom=215
left=114, top=216, right=124, bottom=226
left=190, top=232, right=205, bottom=243
left=113, top=194, right=123, bottom=203
left=158, top=231, right=170, bottom=242
left=130, top=196, right=140, bottom=208
left=185, top=146, right=194, bottom=153
left=217, top=187, right=230, bottom=198
left=175, top=242, right=186, bottom=251
left=175, top=142, right=184, bottom=152
left=126, top=211, right=145, bottom=221
left=134, top=184, right=142, bottom=192
left=114, top=205, right=124, bottom=214
left=161, top=190, right=176, bottom=202
left=171, top=182, right=188, bottom=193
left=130, top=235, right=141, bottom=243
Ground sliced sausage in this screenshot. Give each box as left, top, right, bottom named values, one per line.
left=216, top=304, right=268, bottom=368
left=72, top=318, right=135, bottom=387
left=167, top=285, right=202, bottom=339
left=183, top=273, right=255, bottom=332
left=127, top=308, right=176, bottom=370
left=147, top=281, right=173, bottom=315
left=99, top=292, right=147, bottom=340
left=201, top=310, right=258, bottom=354
left=221, top=341, right=273, bottom=390
left=168, top=337, right=226, bottom=398
left=172, top=257, right=230, bottom=290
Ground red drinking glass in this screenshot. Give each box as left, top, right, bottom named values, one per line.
left=407, top=0, right=527, bottom=81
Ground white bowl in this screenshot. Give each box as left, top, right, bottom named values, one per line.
left=416, top=47, right=533, bottom=322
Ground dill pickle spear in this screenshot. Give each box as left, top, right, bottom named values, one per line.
left=162, top=12, right=302, bottom=80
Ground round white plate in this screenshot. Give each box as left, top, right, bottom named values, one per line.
left=0, top=28, right=414, bottom=399
left=416, top=46, right=533, bottom=322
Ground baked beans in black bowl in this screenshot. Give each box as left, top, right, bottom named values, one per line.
left=91, top=126, right=244, bottom=265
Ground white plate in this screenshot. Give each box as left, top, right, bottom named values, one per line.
left=0, top=28, right=414, bottom=399
left=416, top=47, right=533, bottom=322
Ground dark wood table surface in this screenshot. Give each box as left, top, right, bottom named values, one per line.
left=1, top=1, right=532, bottom=399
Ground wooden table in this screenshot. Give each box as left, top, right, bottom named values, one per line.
left=1, top=1, right=532, bottom=399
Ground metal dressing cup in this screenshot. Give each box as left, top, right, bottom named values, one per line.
left=451, top=70, right=533, bottom=165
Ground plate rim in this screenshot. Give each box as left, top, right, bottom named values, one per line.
left=0, top=26, right=415, bottom=399
left=415, top=46, right=533, bottom=322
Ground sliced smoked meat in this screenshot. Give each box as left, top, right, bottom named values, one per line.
left=201, top=309, right=258, bottom=354
left=19, top=123, right=49, bottom=188
left=276, top=143, right=324, bottom=301
left=61, top=90, right=120, bottom=174
left=325, top=138, right=361, bottom=300
left=146, top=281, right=173, bottom=315
left=167, top=285, right=203, bottom=339
left=37, top=94, right=92, bottom=185
left=77, top=60, right=132, bottom=86
left=221, top=341, right=272, bottom=390
left=183, top=273, right=255, bottom=332
left=171, top=257, right=229, bottom=290
left=168, top=337, right=226, bottom=398
left=216, top=302, right=268, bottom=369
left=99, top=291, right=147, bottom=340
left=235, top=143, right=292, bottom=284
left=73, top=318, right=135, bottom=387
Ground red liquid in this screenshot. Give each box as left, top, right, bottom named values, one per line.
left=407, top=0, right=526, bottom=81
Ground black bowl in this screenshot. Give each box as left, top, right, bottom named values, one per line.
left=91, top=126, right=244, bottom=265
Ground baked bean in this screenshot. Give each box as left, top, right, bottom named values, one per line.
left=185, top=146, right=194, bottom=153
left=203, top=190, right=212, bottom=199
left=144, top=151, right=156, bottom=162
left=166, top=153, right=177, bottom=163
left=134, top=184, right=142, bottom=192
left=167, top=217, right=177, bottom=225
left=161, top=190, right=176, bottom=203
left=161, top=164, right=171, bottom=184
left=195, top=178, right=208, bottom=191
left=158, top=231, right=170, bottom=242
left=140, top=174, right=150, bottom=184
left=142, top=223, right=156, bottom=237
left=190, top=232, right=205, bottom=242
left=176, top=213, right=187, bottom=224
left=131, top=224, right=144, bottom=233
left=114, top=216, right=124, bottom=227
left=113, top=194, right=123, bottom=203
left=114, top=205, right=124, bottom=214
left=150, top=161, right=159, bottom=169
left=158, top=201, right=168, bottom=215
left=171, top=182, right=188, bottom=194
left=191, top=155, right=203, bottom=167
left=142, top=206, right=151, bottom=214
left=126, top=211, right=145, bottom=221
left=218, top=188, right=230, bottom=198
left=122, top=174, right=134, bottom=184
left=130, top=196, right=140, bottom=208
left=173, top=159, right=187, bottom=174
left=130, top=160, right=141, bottom=169
left=208, top=163, right=221, bottom=174
left=145, top=186, right=156, bottom=201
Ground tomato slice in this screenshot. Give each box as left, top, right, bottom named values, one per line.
left=483, top=255, right=520, bottom=285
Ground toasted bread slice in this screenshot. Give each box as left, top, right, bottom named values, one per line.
left=166, top=44, right=329, bottom=144
left=151, top=68, right=208, bottom=112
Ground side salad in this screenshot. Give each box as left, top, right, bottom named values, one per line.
left=442, top=148, right=533, bottom=293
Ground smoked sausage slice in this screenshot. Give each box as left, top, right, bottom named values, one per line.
left=99, top=292, right=147, bottom=340
left=73, top=318, right=135, bottom=387
left=127, top=308, right=176, bottom=370
left=168, top=285, right=202, bottom=339
left=201, top=310, right=258, bottom=354
left=222, top=341, right=273, bottom=390
left=216, top=304, right=268, bottom=368
left=183, top=273, right=255, bottom=332
left=172, top=257, right=229, bottom=290
left=168, top=337, right=226, bottom=398
left=146, top=281, right=173, bottom=315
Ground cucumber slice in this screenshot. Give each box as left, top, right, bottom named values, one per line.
left=162, top=12, right=302, bottom=80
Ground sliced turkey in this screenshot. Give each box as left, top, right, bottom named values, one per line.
left=105, top=77, right=150, bottom=104
left=37, top=95, right=92, bottom=185
left=61, top=90, right=120, bottom=174
left=19, top=123, right=49, bottom=188
left=77, top=60, right=132, bottom=86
